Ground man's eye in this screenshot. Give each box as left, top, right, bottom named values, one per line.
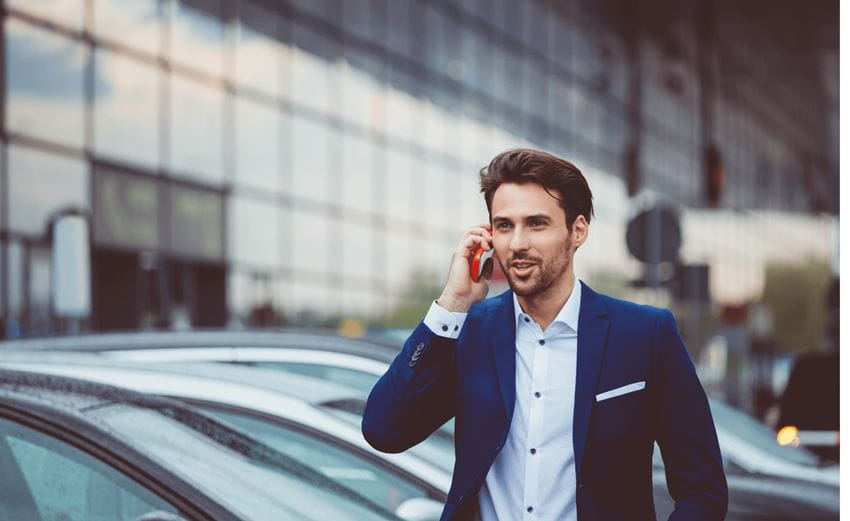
left=496, top=222, right=511, bottom=229
left=531, top=220, right=546, bottom=227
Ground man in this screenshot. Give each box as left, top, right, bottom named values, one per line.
left=363, top=148, right=727, bottom=521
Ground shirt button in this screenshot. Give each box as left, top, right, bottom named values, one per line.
left=524, top=317, right=530, bottom=323
left=534, top=392, right=541, bottom=398
left=538, top=339, right=545, bottom=345
left=530, top=448, right=536, bottom=454
left=441, top=324, right=448, bottom=331
left=527, top=506, right=534, bottom=513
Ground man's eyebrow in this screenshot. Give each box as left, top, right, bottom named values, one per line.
left=492, top=214, right=552, bottom=222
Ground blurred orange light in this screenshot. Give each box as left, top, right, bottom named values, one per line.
left=777, top=426, right=799, bottom=446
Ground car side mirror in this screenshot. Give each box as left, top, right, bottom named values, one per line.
left=395, top=497, right=444, bottom=521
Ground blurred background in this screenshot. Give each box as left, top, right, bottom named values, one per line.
left=0, top=0, right=838, bottom=452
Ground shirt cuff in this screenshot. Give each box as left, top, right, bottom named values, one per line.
left=424, top=300, right=468, bottom=339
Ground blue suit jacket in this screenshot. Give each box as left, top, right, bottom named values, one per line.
left=363, top=282, right=727, bottom=521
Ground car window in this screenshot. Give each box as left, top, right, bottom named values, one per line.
left=0, top=416, right=182, bottom=521
left=96, top=405, right=399, bottom=521
left=325, top=408, right=456, bottom=474
left=247, top=362, right=378, bottom=396
left=201, top=406, right=431, bottom=511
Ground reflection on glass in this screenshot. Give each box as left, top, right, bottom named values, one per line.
left=341, top=51, right=382, bottom=130
left=292, top=209, right=332, bottom=274
left=418, top=162, right=452, bottom=231
left=235, top=2, right=282, bottom=95
left=94, top=50, right=158, bottom=169
left=340, top=286, right=380, bottom=318
left=6, top=18, right=86, bottom=148
left=385, top=231, right=416, bottom=284
left=385, top=70, right=418, bottom=142
left=170, top=185, right=225, bottom=261
left=228, top=196, right=280, bottom=268
left=93, top=0, right=162, bottom=55
left=235, top=97, right=280, bottom=192
left=340, top=133, right=376, bottom=214
left=8, top=145, right=88, bottom=235
left=291, top=115, right=331, bottom=202
left=92, top=167, right=159, bottom=251
left=170, top=0, right=225, bottom=77
left=169, top=74, right=224, bottom=183
left=7, top=0, right=85, bottom=31
left=27, top=247, right=52, bottom=336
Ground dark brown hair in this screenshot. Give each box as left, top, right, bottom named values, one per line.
left=479, top=148, right=594, bottom=228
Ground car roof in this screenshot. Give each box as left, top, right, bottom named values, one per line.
left=0, top=329, right=402, bottom=358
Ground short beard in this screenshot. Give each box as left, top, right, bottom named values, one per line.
left=502, top=235, right=573, bottom=298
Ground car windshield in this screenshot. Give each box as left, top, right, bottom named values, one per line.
left=196, top=404, right=434, bottom=511
left=709, top=399, right=821, bottom=467
left=92, top=403, right=399, bottom=521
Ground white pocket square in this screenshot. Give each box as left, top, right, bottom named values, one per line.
left=595, top=381, right=646, bottom=402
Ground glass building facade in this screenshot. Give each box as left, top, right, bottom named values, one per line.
left=0, top=0, right=837, bottom=336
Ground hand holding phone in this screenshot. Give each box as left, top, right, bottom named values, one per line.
left=470, top=244, right=494, bottom=283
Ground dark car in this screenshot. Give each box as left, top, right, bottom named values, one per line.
left=0, top=369, right=400, bottom=521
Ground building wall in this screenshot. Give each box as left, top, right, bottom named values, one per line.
left=0, top=0, right=837, bottom=335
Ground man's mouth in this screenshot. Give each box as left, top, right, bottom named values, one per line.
left=511, top=262, right=536, bottom=276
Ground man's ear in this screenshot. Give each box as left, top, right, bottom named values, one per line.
left=571, top=215, right=589, bottom=250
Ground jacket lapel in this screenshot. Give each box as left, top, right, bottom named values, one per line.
left=490, top=290, right=517, bottom=422
left=573, top=281, right=611, bottom=474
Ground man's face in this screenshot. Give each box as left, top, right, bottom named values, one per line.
left=490, top=182, right=586, bottom=298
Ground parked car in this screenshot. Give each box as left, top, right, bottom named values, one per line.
left=0, top=333, right=839, bottom=519
left=0, top=368, right=401, bottom=521
left=0, top=358, right=451, bottom=521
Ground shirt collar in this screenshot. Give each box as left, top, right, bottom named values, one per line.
left=513, top=276, right=582, bottom=333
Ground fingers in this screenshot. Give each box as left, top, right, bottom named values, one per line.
left=457, top=234, right=491, bottom=257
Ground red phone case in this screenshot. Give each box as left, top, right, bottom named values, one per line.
left=470, top=246, right=494, bottom=282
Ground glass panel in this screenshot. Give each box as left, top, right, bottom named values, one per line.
left=199, top=406, right=426, bottom=512
left=169, top=184, right=225, bottom=261
left=290, top=115, right=331, bottom=203
left=385, top=230, right=418, bottom=284
left=235, top=97, right=280, bottom=192
left=340, top=133, right=376, bottom=214
left=384, top=69, right=417, bottom=142
left=93, top=0, right=163, bottom=55
left=235, top=1, right=282, bottom=95
left=228, top=195, right=280, bottom=268
left=5, top=19, right=86, bottom=148
left=93, top=50, right=159, bottom=169
left=340, top=285, right=379, bottom=320
left=6, top=241, right=25, bottom=338
left=291, top=22, right=336, bottom=114
left=341, top=49, right=382, bottom=130
left=0, top=416, right=180, bottom=521
left=291, top=208, right=331, bottom=274
left=6, top=0, right=85, bottom=31
left=8, top=145, right=88, bottom=236
left=340, top=219, right=374, bottom=280
left=170, top=0, right=225, bottom=77
left=383, top=148, right=414, bottom=222
left=169, top=74, right=224, bottom=183
left=92, top=166, right=159, bottom=251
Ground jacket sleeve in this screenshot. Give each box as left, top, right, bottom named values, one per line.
left=362, top=320, right=457, bottom=453
left=654, top=309, right=729, bottom=521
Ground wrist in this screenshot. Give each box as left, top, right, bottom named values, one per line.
left=436, top=294, right=471, bottom=313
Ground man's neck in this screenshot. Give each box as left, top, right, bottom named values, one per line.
left=517, top=271, right=576, bottom=331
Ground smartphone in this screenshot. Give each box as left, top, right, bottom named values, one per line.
left=470, top=245, right=494, bottom=282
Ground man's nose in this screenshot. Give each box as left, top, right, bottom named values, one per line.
left=509, top=228, right=530, bottom=252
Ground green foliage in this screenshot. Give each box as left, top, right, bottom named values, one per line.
left=761, top=260, right=832, bottom=352
left=383, top=270, right=444, bottom=328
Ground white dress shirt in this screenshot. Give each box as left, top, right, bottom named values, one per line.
left=424, top=277, right=582, bottom=521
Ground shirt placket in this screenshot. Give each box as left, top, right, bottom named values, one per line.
left=522, top=327, right=549, bottom=520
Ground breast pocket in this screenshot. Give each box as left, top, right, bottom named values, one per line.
left=593, top=380, right=651, bottom=445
